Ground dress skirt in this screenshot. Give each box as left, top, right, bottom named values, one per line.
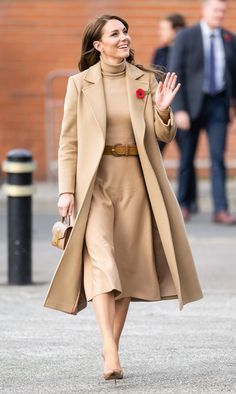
left=83, top=153, right=162, bottom=302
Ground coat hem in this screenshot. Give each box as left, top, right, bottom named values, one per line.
left=182, top=293, right=203, bottom=306
left=44, top=292, right=203, bottom=315
left=43, top=300, right=86, bottom=315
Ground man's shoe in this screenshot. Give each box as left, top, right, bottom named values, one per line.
left=181, top=207, right=190, bottom=222
left=213, top=210, right=236, bottom=225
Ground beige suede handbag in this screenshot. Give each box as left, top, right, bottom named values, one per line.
left=51, top=216, right=73, bottom=250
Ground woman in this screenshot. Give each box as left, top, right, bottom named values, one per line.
left=44, top=15, right=203, bottom=382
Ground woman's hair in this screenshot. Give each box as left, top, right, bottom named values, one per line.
left=164, top=13, right=186, bottom=30
left=78, top=14, right=164, bottom=80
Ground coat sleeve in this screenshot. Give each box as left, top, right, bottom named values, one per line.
left=150, top=73, right=177, bottom=143
left=58, top=76, right=78, bottom=195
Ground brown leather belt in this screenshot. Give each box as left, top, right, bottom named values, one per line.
left=103, top=144, right=139, bottom=156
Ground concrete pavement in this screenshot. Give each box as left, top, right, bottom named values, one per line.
left=0, top=180, right=236, bottom=393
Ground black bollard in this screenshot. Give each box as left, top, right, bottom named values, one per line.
left=2, top=149, right=36, bottom=284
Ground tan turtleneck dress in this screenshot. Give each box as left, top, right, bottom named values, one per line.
left=83, top=58, right=161, bottom=302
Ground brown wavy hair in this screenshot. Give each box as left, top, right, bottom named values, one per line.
left=78, top=14, right=164, bottom=80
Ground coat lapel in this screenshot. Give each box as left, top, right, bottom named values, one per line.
left=126, top=62, right=149, bottom=144
left=82, top=62, right=106, bottom=141
left=221, top=29, right=233, bottom=68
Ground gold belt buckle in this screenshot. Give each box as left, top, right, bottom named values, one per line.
left=111, top=144, right=129, bottom=157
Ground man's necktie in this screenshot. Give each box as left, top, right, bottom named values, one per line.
left=209, top=33, right=217, bottom=94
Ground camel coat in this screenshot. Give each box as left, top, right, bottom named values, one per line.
left=44, top=61, right=203, bottom=315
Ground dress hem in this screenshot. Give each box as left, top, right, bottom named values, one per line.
left=87, top=290, right=178, bottom=302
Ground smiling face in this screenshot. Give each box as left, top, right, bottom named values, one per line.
left=202, top=0, right=227, bottom=29
left=93, top=19, right=131, bottom=64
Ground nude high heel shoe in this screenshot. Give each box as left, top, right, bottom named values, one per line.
left=102, top=352, right=124, bottom=382
left=103, top=369, right=123, bottom=383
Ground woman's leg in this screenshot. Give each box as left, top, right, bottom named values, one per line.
left=92, top=292, right=121, bottom=371
left=113, top=297, right=131, bottom=349
left=92, top=294, right=131, bottom=371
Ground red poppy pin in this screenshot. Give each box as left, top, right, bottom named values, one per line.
left=136, top=88, right=150, bottom=99
left=223, top=33, right=232, bottom=42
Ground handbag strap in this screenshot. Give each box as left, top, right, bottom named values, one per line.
left=61, top=216, right=71, bottom=226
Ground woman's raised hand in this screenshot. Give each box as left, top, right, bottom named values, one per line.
left=57, top=193, right=74, bottom=218
left=155, top=72, right=181, bottom=111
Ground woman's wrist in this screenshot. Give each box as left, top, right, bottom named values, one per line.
left=156, top=105, right=170, bottom=113
left=156, top=106, right=171, bottom=122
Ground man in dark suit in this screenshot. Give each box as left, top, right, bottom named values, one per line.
left=169, top=0, right=236, bottom=224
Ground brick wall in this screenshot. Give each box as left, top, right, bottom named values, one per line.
left=0, top=0, right=236, bottom=179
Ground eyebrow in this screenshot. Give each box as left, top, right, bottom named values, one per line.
left=110, top=27, right=127, bottom=33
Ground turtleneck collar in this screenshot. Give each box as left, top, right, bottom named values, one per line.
left=100, top=57, right=126, bottom=78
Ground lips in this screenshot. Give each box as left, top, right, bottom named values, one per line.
left=118, top=44, right=129, bottom=49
